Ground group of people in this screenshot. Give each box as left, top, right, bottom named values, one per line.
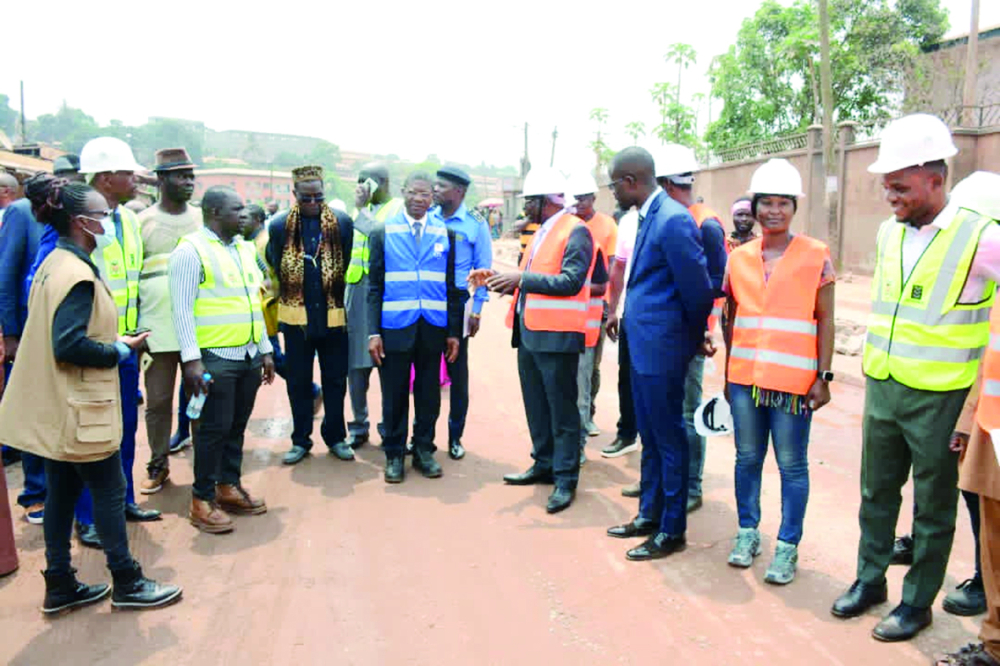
left=0, top=112, right=996, bottom=666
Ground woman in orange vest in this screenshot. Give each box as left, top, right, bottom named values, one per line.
left=722, top=159, right=835, bottom=585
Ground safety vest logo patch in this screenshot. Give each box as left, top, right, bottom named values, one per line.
left=911, top=285, right=923, bottom=300
left=109, top=260, right=122, bottom=276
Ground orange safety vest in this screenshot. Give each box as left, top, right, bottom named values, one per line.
left=689, top=203, right=725, bottom=332
left=506, top=214, right=597, bottom=341
left=977, top=305, right=1000, bottom=431
left=727, top=235, right=828, bottom=396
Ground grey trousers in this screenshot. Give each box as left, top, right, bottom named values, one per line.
left=347, top=367, right=373, bottom=437
left=577, top=346, right=596, bottom=451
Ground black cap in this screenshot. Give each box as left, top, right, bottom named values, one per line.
left=52, top=154, right=81, bottom=175
left=436, top=165, right=471, bottom=187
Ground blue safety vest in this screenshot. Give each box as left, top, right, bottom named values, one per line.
left=382, top=213, right=449, bottom=329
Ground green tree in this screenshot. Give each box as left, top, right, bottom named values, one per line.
left=664, top=43, right=697, bottom=141
left=130, top=118, right=204, bottom=165
left=307, top=140, right=341, bottom=172
left=589, top=107, right=613, bottom=168
left=0, top=94, right=17, bottom=138
left=29, top=102, right=100, bottom=153
left=705, top=0, right=948, bottom=151
left=624, top=121, right=646, bottom=145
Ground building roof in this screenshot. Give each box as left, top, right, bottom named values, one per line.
left=927, top=22, right=1000, bottom=52
left=0, top=150, right=53, bottom=175
left=194, top=168, right=293, bottom=178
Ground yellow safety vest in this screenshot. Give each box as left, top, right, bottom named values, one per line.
left=346, top=197, right=403, bottom=283
left=863, top=208, right=996, bottom=391
left=91, top=206, right=142, bottom=334
left=253, top=228, right=279, bottom=337
left=179, top=229, right=265, bottom=349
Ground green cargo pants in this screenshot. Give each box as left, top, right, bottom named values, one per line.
left=857, top=376, right=966, bottom=608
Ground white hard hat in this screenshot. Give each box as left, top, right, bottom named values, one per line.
left=949, top=171, right=1000, bottom=221
left=655, top=143, right=700, bottom=183
left=693, top=393, right=733, bottom=437
left=868, top=113, right=957, bottom=174
left=519, top=167, right=568, bottom=198
left=330, top=199, right=347, bottom=213
left=566, top=172, right=598, bottom=196
left=748, top=158, right=805, bottom=198
left=80, top=137, right=145, bottom=174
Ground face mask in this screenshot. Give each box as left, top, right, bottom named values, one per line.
left=80, top=214, right=114, bottom=244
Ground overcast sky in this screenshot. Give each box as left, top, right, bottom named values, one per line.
left=4, top=0, right=997, bottom=172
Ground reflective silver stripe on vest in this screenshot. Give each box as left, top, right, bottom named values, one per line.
left=424, top=226, right=447, bottom=237
left=992, top=334, right=1000, bottom=352
left=420, top=271, right=446, bottom=282
left=117, top=305, right=129, bottom=317
left=524, top=300, right=587, bottom=312
left=734, top=316, right=817, bottom=335
left=984, top=379, right=1000, bottom=397
left=383, top=299, right=447, bottom=312
left=711, top=305, right=723, bottom=318
left=869, top=300, right=992, bottom=325
left=589, top=299, right=604, bottom=308
left=106, top=278, right=128, bottom=292
left=422, top=300, right=447, bottom=311
left=865, top=331, right=984, bottom=363
left=385, top=270, right=447, bottom=283
left=199, top=286, right=255, bottom=299
left=385, top=224, right=410, bottom=234
left=195, top=312, right=264, bottom=326
left=586, top=320, right=602, bottom=328
left=730, top=346, right=818, bottom=371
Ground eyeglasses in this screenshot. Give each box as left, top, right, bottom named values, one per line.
left=606, top=176, right=632, bottom=189
left=296, top=193, right=325, bottom=203
left=77, top=209, right=113, bottom=223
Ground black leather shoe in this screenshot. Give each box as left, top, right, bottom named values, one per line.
left=328, top=441, right=355, bottom=461
left=546, top=487, right=575, bottom=514
left=503, top=466, right=554, bottom=485
left=125, top=503, right=162, bottom=522
left=943, top=577, right=987, bottom=616
left=872, top=603, right=932, bottom=642
left=448, top=439, right=465, bottom=460
left=348, top=433, right=369, bottom=449
left=283, top=445, right=309, bottom=465
left=384, top=457, right=405, bottom=484
left=626, top=533, right=686, bottom=561
left=412, top=450, right=443, bottom=478
left=607, top=517, right=656, bottom=539
left=42, top=569, right=110, bottom=614
left=891, top=534, right=914, bottom=566
left=111, top=561, right=182, bottom=610
left=76, top=523, right=102, bottom=549
left=831, top=579, right=889, bottom=618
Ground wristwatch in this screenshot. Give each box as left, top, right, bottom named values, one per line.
left=818, top=370, right=834, bottom=382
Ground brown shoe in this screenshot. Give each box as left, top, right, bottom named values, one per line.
left=216, top=484, right=267, bottom=515
left=621, top=481, right=641, bottom=498
left=188, top=498, right=234, bottom=534
left=140, top=468, right=169, bottom=495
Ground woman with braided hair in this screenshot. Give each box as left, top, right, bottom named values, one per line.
left=0, top=179, right=182, bottom=614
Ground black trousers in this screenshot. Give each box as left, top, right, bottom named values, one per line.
left=518, top=346, right=580, bottom=488
left=446, top=335, right=470, bottom=441
left=283, top=326, right=348, bottom=450
left=380, top=323, right=446, bottom=458
left=616, top=322, right=638, bottom=442
left=193, top=354, right=262, bottom=501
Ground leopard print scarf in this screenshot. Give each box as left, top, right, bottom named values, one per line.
left=279, top=204, right=346, bottom=315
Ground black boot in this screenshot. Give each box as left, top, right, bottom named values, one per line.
left=41, top=568, right=110, bottom=614
left=111, top=561, right=182, bottom=610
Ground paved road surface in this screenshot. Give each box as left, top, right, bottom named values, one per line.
left=0, top=295, right=983, bottom=665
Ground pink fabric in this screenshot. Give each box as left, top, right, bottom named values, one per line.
left=0, top=459, right=18, bottom=576
left=409, top=355, right=451, bottom=393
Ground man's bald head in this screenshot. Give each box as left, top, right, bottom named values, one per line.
left=609, top=147, right=657, bottom=210
left=0, top=172, right=19, bottom=207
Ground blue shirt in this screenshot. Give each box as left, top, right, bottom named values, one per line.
left=0, top=199, right=45, bottom=337
left=430, top=204, right=492, bottom=315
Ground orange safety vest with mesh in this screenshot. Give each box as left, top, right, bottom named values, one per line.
left=689, top=202, right=725, bottom=332
left=727, top=235, right=829, bottom=396
left=506, top=214, right=598, bottom=341
left=977, top=305, right=1000, bottom=430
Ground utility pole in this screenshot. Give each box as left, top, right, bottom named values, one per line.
left=962, top=0, right=981, bottom=126
left=818, top=0, right=840, bottom=267
left=520, top=122, right=530, bottom=178
left=549, top=126, right=558, bottom=167
left=19, top=80, right=26, bottom=145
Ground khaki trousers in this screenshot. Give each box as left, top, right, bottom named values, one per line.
left=981, top=496, right=1000, bottom=660
left=143, top=351, right=182, bottom=475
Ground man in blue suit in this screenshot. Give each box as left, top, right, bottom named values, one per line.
left=605, top=147, right=714, bottom=560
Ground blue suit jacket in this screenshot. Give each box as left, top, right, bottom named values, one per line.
left=623, top=191, right=714, bottom=377
left=0, top=200, right=45, bottom=338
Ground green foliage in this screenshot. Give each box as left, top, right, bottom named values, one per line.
left=649, top=83, right=700, bottom=148
left=29, top=102, right=100, bottom=153
left=705, top=0, right=949, bottom=151
left=624, top=121, right=646, bottom=145
left=0, top=95, right=17, bottom=138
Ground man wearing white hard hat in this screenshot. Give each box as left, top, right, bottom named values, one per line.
left=654, top=144, right=728, bottom=514
left=567, top=172, right=617, bottom=459
left=832, top=114, right=1000, bottom=643
left=481, top=167, right=603, bottom=514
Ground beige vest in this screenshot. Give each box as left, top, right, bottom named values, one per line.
left=0, top=248, right=121, bottom=462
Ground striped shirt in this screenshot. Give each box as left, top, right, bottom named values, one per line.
left=169, top=228, right=273, bottom=363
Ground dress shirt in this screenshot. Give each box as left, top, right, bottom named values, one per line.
left=169, top=228, right=272, bottom=363
left=402, top=210, right=428, bottom=236
left=431, top=204, right=492, bottom=315
left=638, top=186, right=663, bottom=221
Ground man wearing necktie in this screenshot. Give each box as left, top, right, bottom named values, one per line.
left=367, top=172, right=463, bottom=484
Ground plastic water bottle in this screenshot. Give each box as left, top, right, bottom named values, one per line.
left=185, top=373, right=212, bottom=420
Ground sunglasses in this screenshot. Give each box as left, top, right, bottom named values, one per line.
left=297, top=193, right=325, bottom=204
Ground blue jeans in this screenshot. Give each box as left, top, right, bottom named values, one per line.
left=683, top=355, right=706, bottom=499
left=729, top=382, right=812, bottom=545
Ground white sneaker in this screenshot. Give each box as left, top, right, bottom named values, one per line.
left=727, top=527, right=761, bottom=568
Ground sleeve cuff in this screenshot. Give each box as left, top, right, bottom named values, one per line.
left=114, top=341, right=131, bottom=363
left=180, top=348, right=202, bottom=363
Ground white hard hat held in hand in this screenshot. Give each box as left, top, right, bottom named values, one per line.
left=867, top=113, right=958, bottom=175
left=694, top=393, right=733, bottom=437
left=748, top=158, right=805, bottom=198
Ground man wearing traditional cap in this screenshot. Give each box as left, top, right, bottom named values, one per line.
left=431, top=165, right=493, bottom=460
left=137, top=148, right=203, bottom=494
left=831, top=115, right=1000, bottom=642
left=267, top=165, right=356, bottom=465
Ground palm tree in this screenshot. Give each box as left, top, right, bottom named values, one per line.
left=624, top=121, right=646, bottom=145
left=665, top=43, right=698, bottom=140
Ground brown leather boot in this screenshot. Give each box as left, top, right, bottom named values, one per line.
left=216, top=484, right=267, bottom=515
left=188, top=498, right=234, bottom=534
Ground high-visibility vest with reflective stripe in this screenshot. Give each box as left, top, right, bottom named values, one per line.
left=727, top=235, right=828, bottom=396
left=689, top=203, right=726, bottom=332
left=862, top=209, right=995, bottom=391
left=381, top=215, right=449, bottom=330
left=90, top=206, right=142, bottom=334
left=253, top=229, right=280, bottom=337
left=505, top=214, right=597, bottom=335
left=347, top=198, right=403, bottom=284
left=178, top=229, right=265, bottom=349
left=977, top=305, right=1000, bottom=430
